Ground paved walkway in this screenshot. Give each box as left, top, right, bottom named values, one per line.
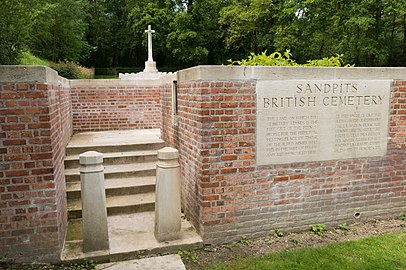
left=95, top=254, right=186, bottom=270
left=67, top=129, right=162, bottom=147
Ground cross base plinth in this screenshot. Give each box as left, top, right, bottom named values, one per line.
left=144, top=61, right=158, bottom=73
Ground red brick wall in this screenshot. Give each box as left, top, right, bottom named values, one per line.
left=48, top=80, right=72, bottom=251
left=161, top=81, right=178, bottom=148
left=162, top=67, right=406, bottom=244
left=1, top=67, right=165, bottom=262
left=161, top=79, right=202, bottom=224
left=70, top=80, right=161, bottom=131
left=0, top=67, right=72, bottom=262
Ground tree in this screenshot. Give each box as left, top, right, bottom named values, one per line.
left=272, top=0, right=300, bottom=53
left=84, top=0, right=139, bottom=67
left=0, top=0, right=32, bottom=64
left=289, top=0, right=406, bottom=66
left=219, top=0, right=276, bottom=58
left=29, top=0, right=90, bottom=62
left=167, top=0, right=228, bottom=66
left=83, top=0, right=113, bottom=67
left=129, top=0, right=176, bottom=67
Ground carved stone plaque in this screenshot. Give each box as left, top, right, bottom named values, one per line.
left=256, top=80, right=391, bottom=165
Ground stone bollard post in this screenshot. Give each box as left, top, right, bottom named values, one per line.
left=79, top=151, right=109, bottom=253
left=154, top=147, right=181, bottom=242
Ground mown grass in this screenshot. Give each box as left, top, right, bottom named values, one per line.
left=207, top=232, right=406, bottom=270
left=20, top=51, right=51, bottom=66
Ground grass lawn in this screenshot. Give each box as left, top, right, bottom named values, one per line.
left=207, top=232, right=406, bottom=270
left=20, top=51, right=51, bottom=66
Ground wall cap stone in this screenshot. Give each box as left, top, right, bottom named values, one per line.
left=177, top=65, right=406, bottom=82
left=70, top=73, right=176, bottom=88
left=0, top=65, right=68, bottom=85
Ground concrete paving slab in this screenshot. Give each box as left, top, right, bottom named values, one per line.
left=68, top=129, right=162, bottom=147
left=61, top=212, right=203, bottom=263
left=95, top=254, right=186, bottom=270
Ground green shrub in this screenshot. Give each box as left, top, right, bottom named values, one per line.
left=228, top=50, right=352, bottom=67
left=50, top=61, right=94, bottom=79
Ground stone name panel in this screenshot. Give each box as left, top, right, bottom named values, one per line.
left=257, top=80, right=390, bottom=165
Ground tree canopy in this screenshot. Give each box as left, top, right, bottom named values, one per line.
left=1, top=0, right=405, bottom=67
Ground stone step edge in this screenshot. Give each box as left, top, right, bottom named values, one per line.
left=65, top=141, right=165, bottom=154
left=68, top=203, right=155, bottom=219
left=67, top=192, right=155, bottom=212
left=66, top=176, right=156, bottom=193
left=61, top=239, right=203, bottom=264
left=64, top=162, right=157, bottom=177
left=65, top=150, right=158, bottom=162
left=66, top=138, right=165, bottom=149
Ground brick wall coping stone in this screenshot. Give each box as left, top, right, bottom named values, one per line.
left=0, top=65, right=176, bottom=87
left=0, top=65, right=69, bottom=86
left=177, top=65, right=406, bottom=82
left=70, top=73, right=176, bottom=87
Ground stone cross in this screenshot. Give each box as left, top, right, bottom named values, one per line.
left=145, top=25, right=155, bottom=62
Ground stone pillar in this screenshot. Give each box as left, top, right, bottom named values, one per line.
left=154, top=147, right=181, bottom=242
left=80, top=151, right=109, bottom=253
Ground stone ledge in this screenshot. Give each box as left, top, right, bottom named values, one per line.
left=177, top=65, right=406, bottom=82
left=0, top=65, right=67, bottom=86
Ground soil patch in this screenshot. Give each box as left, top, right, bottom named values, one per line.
left=182, top=218, right=406, bottom=270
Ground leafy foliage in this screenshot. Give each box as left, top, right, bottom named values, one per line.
left=178, top=249, right=199, bottom=264
left=167, top=0, right=226, bottom=65
left=273, top=228, right=284, bottom=237
left=310, top=224, right=326, bottom=236
left=72, top=258, right=96, bottom=270
left=50, top=61, right=94, bottom=79
left=0, top=0, right=33, bottom=64
left=228, top=50, right=351, bottom=67
left=1, top=0, right=405, bottom=68
left=337, top=223, right=351, bottom=231
left=219, top=0, right=275, bottom=58
left=0, top=256, right=14, bottom=270
left=29, top=0, right=90, bottom=62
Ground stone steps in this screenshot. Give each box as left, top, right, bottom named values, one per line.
left=66, top=142, right=165, bottom=156
left=66, top=176, right=156, bottom=200
left=62, top=129, right=203, bottom=264
left=65, top=153, right=159, bottom=218
left=67, top=192, right=155, bottom=219
left=64, top=162, right=157, bottom=182
left=64, top=150, right=158, bottom=169
left=64, top=130, right=163, bottom=219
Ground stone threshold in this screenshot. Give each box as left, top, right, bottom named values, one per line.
left=61, top=212, right=203, bottom=263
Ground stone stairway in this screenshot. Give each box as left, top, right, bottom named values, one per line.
left=61, top=130, right=202, bottom=263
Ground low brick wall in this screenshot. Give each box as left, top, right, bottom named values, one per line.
left=70, top=80, right=162, bottom=131
left=0, top=66, right=72, bottom=262
left=1, top=64, right=404, bottom=261
left=0, top=66, right=166, bottom=262
left=162, top=66, right=406, bottom=244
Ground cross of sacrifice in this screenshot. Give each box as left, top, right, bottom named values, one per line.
left=145, top=25, right=155, bottom=62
